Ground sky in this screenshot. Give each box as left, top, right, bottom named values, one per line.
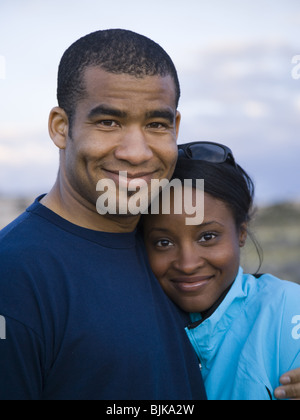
left=0, top=0, right=300, bottom=204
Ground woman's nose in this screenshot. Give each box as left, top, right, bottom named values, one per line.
left=173, top=246, right=206, bottom=274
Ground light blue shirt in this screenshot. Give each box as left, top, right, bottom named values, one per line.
left=186, top=268, right=300, bottom=400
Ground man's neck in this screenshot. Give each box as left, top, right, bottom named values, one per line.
left=40, top=179, right=140, bottom=234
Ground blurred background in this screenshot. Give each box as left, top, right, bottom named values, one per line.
left=0, top=0, right=299, bottom=282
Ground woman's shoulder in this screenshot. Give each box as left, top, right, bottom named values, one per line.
left=249, top=274, right=300, bottom=371
left=259, top=272, right=299, bottom=292
left=243, top=271, right=300, bottom=311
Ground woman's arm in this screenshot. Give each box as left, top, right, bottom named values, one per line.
left=275, top=368, right=300, bottom=400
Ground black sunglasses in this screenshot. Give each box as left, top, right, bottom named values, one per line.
left=178, top=141, right=237, bottom=168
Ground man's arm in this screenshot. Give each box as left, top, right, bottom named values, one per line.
left=275, top=368, right=300, bottom=400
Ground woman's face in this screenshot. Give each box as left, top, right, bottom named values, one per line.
left=143, top=190, right=247, bottom=313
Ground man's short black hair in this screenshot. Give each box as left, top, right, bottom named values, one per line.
left=57, top=29, right=181, bottom=126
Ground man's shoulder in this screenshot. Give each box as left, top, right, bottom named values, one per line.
left=1, top=209, right=29, bottom=236
left=0, top=205, right=53, bottom=266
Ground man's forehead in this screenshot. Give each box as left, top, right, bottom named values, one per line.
left=82, top=66, right=177, bottom=102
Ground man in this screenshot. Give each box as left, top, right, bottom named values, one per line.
left=0, top=29, right=206, bottom=400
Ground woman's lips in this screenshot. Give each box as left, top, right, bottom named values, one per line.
left=171, top=276, right=214, bottom=293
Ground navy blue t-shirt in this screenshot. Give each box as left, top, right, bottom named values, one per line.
left=0, top=197, right=206, bottom=400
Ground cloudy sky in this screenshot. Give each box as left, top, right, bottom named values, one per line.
left=0, top=0, right=300, bottom=204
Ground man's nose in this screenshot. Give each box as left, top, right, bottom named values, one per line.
left=114, top=127, right=154, bottom=166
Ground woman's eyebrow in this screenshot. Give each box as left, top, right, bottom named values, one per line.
left=196, top=221, right=225, bottom=228
left=147, top=221, right=225, bottom=234
left=146, top=227, right=172, bottom=235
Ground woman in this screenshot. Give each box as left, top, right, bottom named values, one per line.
left=143, top=141, right=300, bottom=400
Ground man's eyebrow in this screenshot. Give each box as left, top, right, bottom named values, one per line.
left=145, top=109, right=175, bottom=124
left=87, top=105, right=176, bottom=124
left=87, top=105, right=127, bottom=120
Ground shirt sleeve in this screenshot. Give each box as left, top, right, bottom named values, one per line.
left=278, top=282, right=300, bottom=375
left=0, top=316, right=44, bottom=400
left=0, top=239, right=48, bottom=400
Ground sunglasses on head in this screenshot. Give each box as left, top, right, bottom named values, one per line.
left=178, top=141, right=237, bottom=168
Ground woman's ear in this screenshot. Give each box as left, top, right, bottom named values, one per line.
left=239, top=222, right=248, bottom=248
left=48, top=107, right=69, bottom=150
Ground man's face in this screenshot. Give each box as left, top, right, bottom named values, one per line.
left=61, top=67, right=180, bottom=216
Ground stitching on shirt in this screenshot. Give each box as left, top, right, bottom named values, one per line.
left=30, top=210, right=136, bottom=250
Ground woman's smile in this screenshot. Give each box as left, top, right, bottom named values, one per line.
left=170, top=275, right=214, bottom=293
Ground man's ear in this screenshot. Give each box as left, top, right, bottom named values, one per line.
left=48, top=107, right=69, bottom=150
left=175, top=110, right=181, bottom=140
left=239, top=222, right=248, bottom=248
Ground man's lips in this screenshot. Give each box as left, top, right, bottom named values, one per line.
left=103, top=169, right=158, bottom=189
left=171, top=275, right=214, bottom=293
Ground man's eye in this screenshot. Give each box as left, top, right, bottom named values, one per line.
left=97, top=120, right=119, bottom=127
left=147, top=122, right=167, bottom=129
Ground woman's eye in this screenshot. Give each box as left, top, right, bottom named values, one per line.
left=156, top=239, right=174, bottom=248
left=198, top=233, right=217, bottom=243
